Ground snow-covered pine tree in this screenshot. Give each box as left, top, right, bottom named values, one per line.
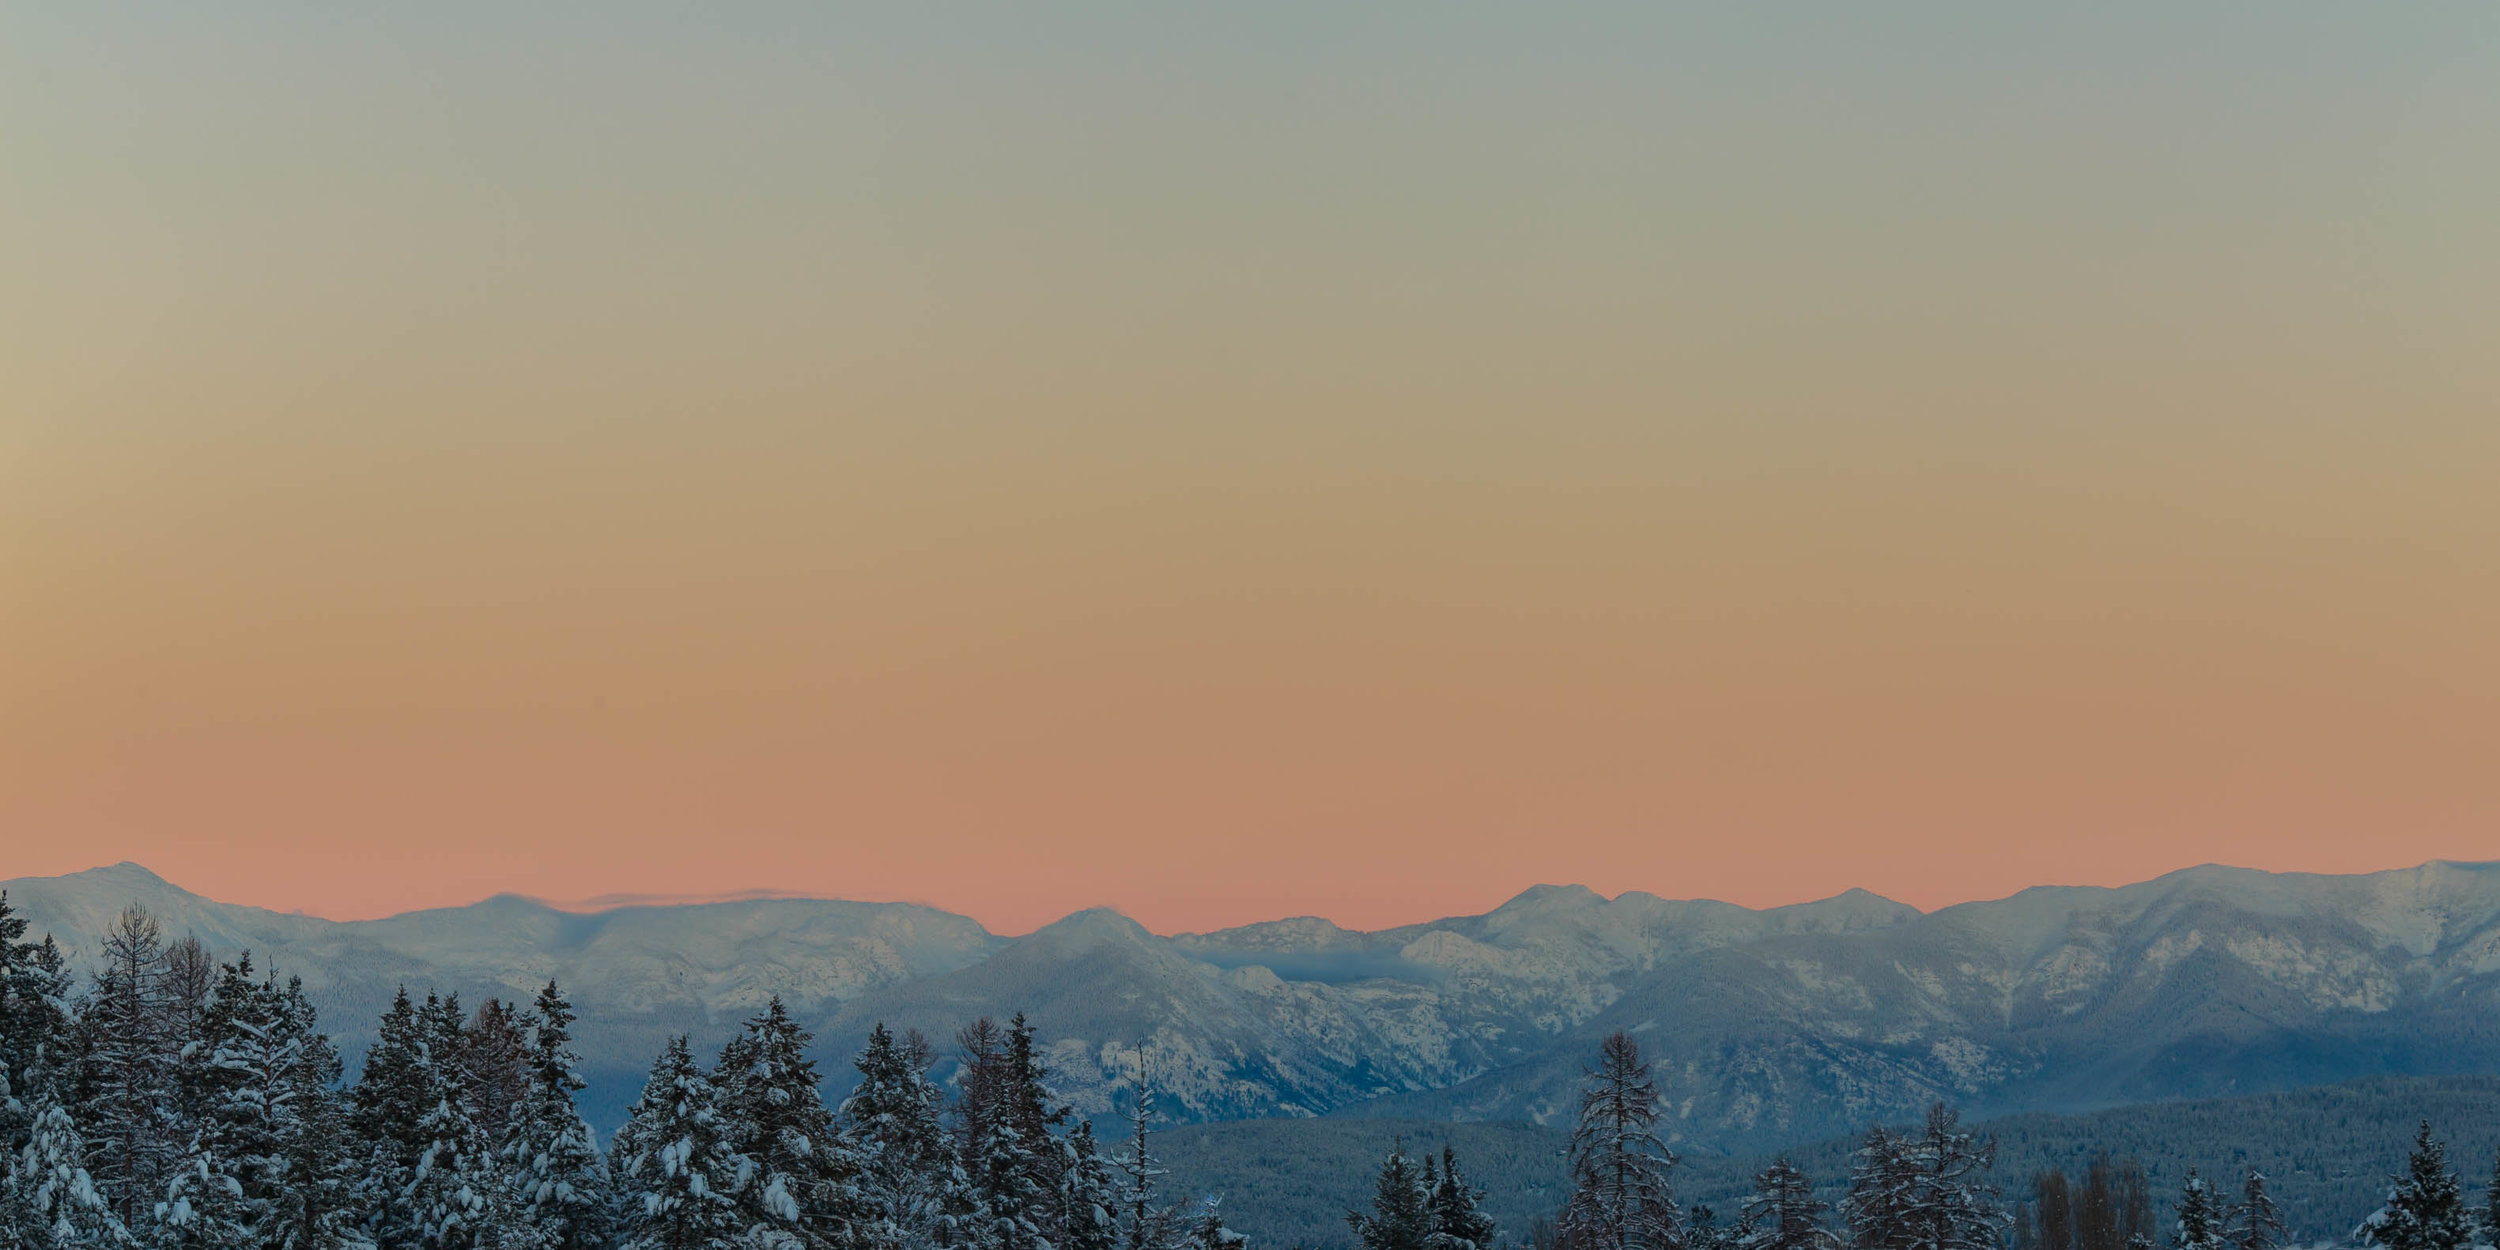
left=842, top=1023, right=981, bottom=1247
left=1558, top=1031, right=1681, bottom=1250
left=2220, top=1172, right=2283, bottom=1250
left=400, top=1094, right=495, bottom=1250
left=2172, top=1170, right=2221, bottom=1250
left=1000, top=1015, right=1071, bottom=1243
left=5, top=1090, right=133, bottom=1249
left=154, top=955, right=276, bottom=1249
left=1687, top=1206, right=1744, bottom=1250
left=77, top=904, right=179, bottom=1236
left=610, top=1035, right=743, bottom=1250
left=2484, top=1150, right=2499, bottom=1250
left=1060, top=1118, right=1121, bottom=1250
left=264, top=977, right=369, bottom=1250
left=712, top=994, right=882, bottom=1249
left=352, top=988, right=448, bottom=1249
left=1, top=893, right=76, bottom=1157
left=1425, top=1146, right=1497, bottom=1250
left=1901, top=1104, right=2002, bottom=1250
left=503, top=982, right=611, bottom=1250
left=956, top=1018, right=1052, bottom=1250
left=1345, top=1139, right=1431, bottom=1250
left=1842, top=1127, right=1914, bottom=1250
left=1741, top=1158, right=1835, bottom=1250
left=152, top=1137, right=255, bottom=1250
left=459, top=999, right=531, bottom=1151
left=2366, top=1123, right=2474, bottom=1250
left=1110, top=1057, right=1182, bottom=1250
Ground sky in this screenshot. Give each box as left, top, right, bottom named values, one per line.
left=4, top=3, right=2497, bottom=936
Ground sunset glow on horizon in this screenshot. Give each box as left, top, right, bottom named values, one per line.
left=6, top=4, right=2497, bottom=936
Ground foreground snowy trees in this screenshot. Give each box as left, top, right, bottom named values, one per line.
left=1559, top=1031, right=1682, bottom=1250
left=1346, top=1142, right=1496, bottom=1250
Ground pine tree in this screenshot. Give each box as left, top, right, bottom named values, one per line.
left=264, top=977, right=369, bottom=1250
left=4, top=1092, right=134, bottom=1249
left=2367, top=1123, right=2474, bottom=1250
left=1844, top=1128, right=1914, bottom=1250
left=1558, top=1032, right=1681, bottom=1250
left=460, top=1000, right=532, bottom=1149
left=503, top=982, right=610, bottom=1250
left=351, top=988, right=442, bottom=1249
left=1741, top=1159, right=1834, bottom=1250
left=1060, top=1119, right=1122, bottom=1250
left=611, top=1036, right=743, bottom=1250
left=2221, top=1172, right=2283, bottom=1250
left=152, top=1138, right=255, bottom=1250
left=2172, top=1170, right=2221, bottom=1250
left=157, top=956, right=279, bottom=1249
left=1900, top=1105, right=2003, bottom=1250
left=1, top=893, right=75, bottom=1157
left=77, top=904, right=178, bottom=1236
left=957, top=1018, right=1052, bottom=1250
left=1346, top=1140, right=1431, bottom=1250
left=842, top=1024, right=985, bottom=1248
left=1425, top=1146, right=1498, bottom=1250
left=713, top=994, right=880, bottom=1249
left=401, top=1093, right=497, bottom=1250
left=1109, top=1057, right=1181, bottom=1250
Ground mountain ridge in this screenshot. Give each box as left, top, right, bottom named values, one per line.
left=4, top=858, right=2497, bottom=1148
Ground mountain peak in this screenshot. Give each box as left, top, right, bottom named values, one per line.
left=1495, top=883, right=1607, bottom=912
left=1023, top=906, right=1153, bottom=946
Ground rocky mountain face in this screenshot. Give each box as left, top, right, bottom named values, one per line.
left=5, top=859, right=2497, bottom=1150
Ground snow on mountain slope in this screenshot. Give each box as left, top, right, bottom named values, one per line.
left=4, top=859, right=2497, bottom=1147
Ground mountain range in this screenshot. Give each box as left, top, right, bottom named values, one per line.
left=4, top=859, right=2498, bottom=1152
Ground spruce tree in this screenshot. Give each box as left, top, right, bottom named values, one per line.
left=1558, top=1032, right=1681, bottom=1250
left=957, top=1018, right=1052, bottom=1250
left=1741, top=1158, right=1834, bottom=1250
left=842, top=1024, right=985, bottom=1248
left=158, top=956, right=278, bottom=1249
left=1109, top=1059, right=1181, bottom=1250
left=2222, top=1171, right=2284, bottom=1250
left=2172, top=1170, right=2221, bottom=1250
left=504, top=982, right=611, bottom=1250
left=351, top=988, right=441, bottom=1249
left=713, top=995, right=879, bottom=1248
left=1, top=893, right=75, bottom=1156
left=611, top=1036, right=743, bottom=1250
left=1844, top=1127, right=1914, bottom=1250
left=1425, top=1146, right=1497, bottom=1250
left=1060, top=1119, right=1122, bottom=1250
left=459, top=999, right=531, bottom=1149
left=1901, top=1105, right=2002, bottom=1250
left=1184, top=1198, right=1247, bottom=1250
left=1345, top=1140, right=1431, bottom=1250
left=265, top=977, right=368, bottom=1250
left=2368, top=1123, right=2473, bottom=1250
left=4, top=1092, right=134, bottom=1249
left=402, top=1093, right=497, bottom=1250
left=152, top=1138, right=255, bottom=1250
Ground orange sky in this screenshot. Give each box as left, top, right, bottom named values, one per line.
left=4, top=5, right=2497, bottom=935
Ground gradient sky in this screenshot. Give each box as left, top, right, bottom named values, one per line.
left=5, top=3, right=2497, bottom=935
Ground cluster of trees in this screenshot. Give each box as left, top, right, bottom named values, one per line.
left=1344, top=1031, right=2500, bottom=1250
left=0, top=898, right=1241, bottom=1250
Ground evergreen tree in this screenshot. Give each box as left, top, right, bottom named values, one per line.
left=2484, top=1150, right=2499, bottom=1250
left=1844, top=1127, right=1915, bottom=1250
left=611, top=1036, right=743, bottom=1250
left=2221, top=1172, right=2284, bottom=1250
left=1, top=893, right=75, bottom=1156
left=2366, top=1123, right=2473, bottom=1250
left=2172, top=1170, right=2221, bottom=1250
left=152, top=1138, right=254, bottom=1250
left=842, top=1024, right=984, bottom=1248
left=1558, top=1032, right=1681, bottom=1250
left=957, top=1018, right=1052, bottom=1250
left=1901, top=1105, right=2003, bottom=1250
left=157, top=956, right=277, bottom=1249
left=1425, top=1146, right=1498, bottom=1250
left=4, top=1092, right=134, bottom=1249
left=265, top=977, right=369, bottom=1250
left=713, top=994, right=879, bottom=1249
left=2116, top=1159, right=2155, bottom=1250
left=1741, top=1159, right=1835, bottom=1250
left=1060, top=1119, right=1122, bottom=1250
left=351, top=988, right=441, bottom=1249
left=1346, top=1140, right=1432, bottom=1250
left=1109, top=1057, right=1182, bottom=1250
left=401, top=1094, right=495, bottom=1250
left=503, top=982, right=610, bottom=1250
left=459, top=1000, right=531, bottom=1149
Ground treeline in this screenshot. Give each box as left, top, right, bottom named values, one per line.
left=1339, top=1031, right=2500, bottom=1250
left=0, top=898, right=1243, bottom=1249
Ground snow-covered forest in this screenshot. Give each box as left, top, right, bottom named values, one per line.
left=6, top=898, right=2499, bottom=1250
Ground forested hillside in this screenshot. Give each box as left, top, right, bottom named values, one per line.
left=1155, top=1076, right=2500, bottom=1249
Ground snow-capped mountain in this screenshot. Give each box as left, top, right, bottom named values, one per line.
left=5, top=859, right=2498, bottom=1150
